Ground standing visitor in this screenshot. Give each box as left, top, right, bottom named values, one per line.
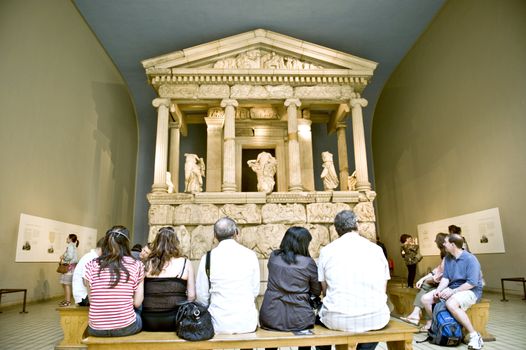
left=400, top=234, right=421, bottom=288
left=59, top=234, right=79, bottom=307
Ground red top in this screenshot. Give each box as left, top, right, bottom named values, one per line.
left=84, top=256, right=144, bottom=330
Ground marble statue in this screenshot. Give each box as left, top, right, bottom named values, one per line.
left=166, top=171, right=174, bottom=193
left=321, top=151, right=339, bottom=191
left=184, top=153, right=205, bottom=193
left=348, top=170, right=357, bottom=191
left=247, top=151, right=277, bottom=194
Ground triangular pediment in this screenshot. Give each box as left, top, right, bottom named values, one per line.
left=142, top=29, right=377, bottom=74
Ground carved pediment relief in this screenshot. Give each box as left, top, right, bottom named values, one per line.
left=142, top=29, right=378, bottom=74
left=211, top=49, right=324, bottom=70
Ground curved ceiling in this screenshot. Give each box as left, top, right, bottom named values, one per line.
left=73, top=0, right=445, bottom=237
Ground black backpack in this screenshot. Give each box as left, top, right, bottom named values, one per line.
left=423, top=300, right=463, bottom=346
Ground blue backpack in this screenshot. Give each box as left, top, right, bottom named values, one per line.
left=419, top=300, right=463, bottom=346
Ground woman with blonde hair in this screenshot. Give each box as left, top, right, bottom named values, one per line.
left=142, top=226, right=196, bottom=331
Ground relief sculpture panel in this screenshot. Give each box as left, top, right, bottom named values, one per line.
left=220, top=204, right=261, bottom=224
left=262, top=203, right=306, bottom=224
left=239, top=224, right=288, bottom=258
left=306, top=203, right=351, bottom=223
left=190, top=225, right=216, bottom=260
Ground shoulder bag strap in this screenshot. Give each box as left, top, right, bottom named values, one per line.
left=205, top=250, right=211, bottom=288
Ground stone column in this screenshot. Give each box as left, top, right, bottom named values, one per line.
left=350, top=97, right=371, bottom=191
left=298, top=115, right=314, bottom=191
left=168, top=123, right=180, bottom=192
left=285, top=99, right=303, bottom=192
left=152, top=98, right=171, bottom=193
left=220, top=99, right=238, bottom=192
left=336, top=123, right=349, bottom=191
left=205, top=108, right=225, bottom=192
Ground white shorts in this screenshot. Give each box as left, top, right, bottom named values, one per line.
left=450, top=290, right=477, bottom=310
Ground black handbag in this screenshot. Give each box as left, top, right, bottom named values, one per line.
left=175, top=301, right=214, bottom=341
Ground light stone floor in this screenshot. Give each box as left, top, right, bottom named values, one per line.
left=0, top=291, right=524, bottom=350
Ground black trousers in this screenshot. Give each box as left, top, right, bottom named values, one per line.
left=407, top=263, right=417, bottom=288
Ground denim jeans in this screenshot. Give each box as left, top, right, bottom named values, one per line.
left=88, top=309, right=142, bottom=337
left=316, top=343, right=378, bottom=350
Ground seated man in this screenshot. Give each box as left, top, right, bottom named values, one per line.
left=317, top=210, right=390, bottom=350
left=421, top=233, right=484, bottom=350
left=195, top=217, right=260, bottom=334
left=72, top=238, right=103, bottom=306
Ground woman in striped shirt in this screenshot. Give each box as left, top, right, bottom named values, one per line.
left=84, top=226, right=145, bottom=337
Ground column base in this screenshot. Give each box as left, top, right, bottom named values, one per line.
left=356, top=181, right=371, bottom=191
left=221, top=182, right=237, bottom=192
left=151, top=183, right=168, bottom=193
left=288, top=185, right=303, bottom=192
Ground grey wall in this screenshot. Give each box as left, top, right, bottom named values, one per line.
left=372, top=0, right=526, bottom=292
left=0, top=0, right=138, bottom=304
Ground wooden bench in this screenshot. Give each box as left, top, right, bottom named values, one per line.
left=82, top=319, right=416, bottom=350
left=387, top=286, right=495, bottom=341
left=55, top=305, right=88, bottom=349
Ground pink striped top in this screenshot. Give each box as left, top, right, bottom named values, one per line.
left=84, top=256, right=144, bottom=330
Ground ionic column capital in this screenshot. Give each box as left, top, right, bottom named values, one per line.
left=351, top=98, right=368, bottom=108
left=220, top=99, right=238, bottom=108
left=152, top=98, right=171, bottom=108
left=284, top=98, right=302, bottom=108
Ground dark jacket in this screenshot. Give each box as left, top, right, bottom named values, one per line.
left=259, top=251, right=321, bottom=331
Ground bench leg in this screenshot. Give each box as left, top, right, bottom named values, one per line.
left=335, top=342, right=358, bottom=350
left=501, top=279, right=508, bottom=302
left=387, top=339, right=413, bottom=350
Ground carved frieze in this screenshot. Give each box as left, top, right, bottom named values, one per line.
left=236, top=107, right=250, bottom=119
left=249, top=107, right=278, bottom=120
left=231, top=85, right=269, bottom=99
left=212, top=49, right=323, bottom=70
left=358, top=222, right=376, bottom=242
left=266, top=85, right=294, bottom=98
left=294, top=85, right=353, bottom=100
left=220, top=204, right=261, bottom=224
left=239, top=224, right=288, bottom=258
left=353, top=202, right=376, bottom=222
left=198, top=84, right=230, bottom=99
left=207, top=107, right=225, bottom=119
left=262, top=203, right=306, bottom=224
left=298, top=224, right=330, bottom=258
left=158, top=84, right=199, bottom=98
left=173, top=204, right=219, bottom=225
left=148, top=205, right=174, bottom=225
left=306, top=203, right=351, bottom=223
left=190, top=225, right=216, bottom=260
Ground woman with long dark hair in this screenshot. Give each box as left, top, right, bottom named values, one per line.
left=59, top=234, right=79, bottom=307
left=141, top=226, right=196, bottom=331
left=259, top=226, right=321, bottom=350
left=84, top=226, right=144, bottom=337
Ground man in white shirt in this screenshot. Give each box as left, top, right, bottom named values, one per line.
left=72, top=238, right=103, bottom=306
left=317, top=210, right=390, bottom=350
left=196, top=217, right=260, bottom=334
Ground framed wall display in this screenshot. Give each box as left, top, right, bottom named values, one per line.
left=417, top=207, right=505, bottom=256
left=15, top=213, right=97, bottom=262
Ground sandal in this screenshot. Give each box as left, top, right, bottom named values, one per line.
left=59, top=300, right=71, bottom=307
left=419, top=325, right=430, bottom=333
left=400, top=316, right=420, bottom=326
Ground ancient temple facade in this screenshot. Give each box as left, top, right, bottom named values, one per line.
left=142, top=29, right=378, bottom=261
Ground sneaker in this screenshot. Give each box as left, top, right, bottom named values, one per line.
left=468, top=332, right=484, bottom=349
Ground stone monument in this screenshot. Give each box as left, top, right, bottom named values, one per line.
left=143, top=29, right=378, bottom=268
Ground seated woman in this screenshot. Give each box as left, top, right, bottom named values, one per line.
left=142, top=226, right=196, bottom=332
left=259, top=226, right=322, bottom=350
left=84, top=226, right=144, bottom=337
left=400, top=232, right=447, bottom=327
